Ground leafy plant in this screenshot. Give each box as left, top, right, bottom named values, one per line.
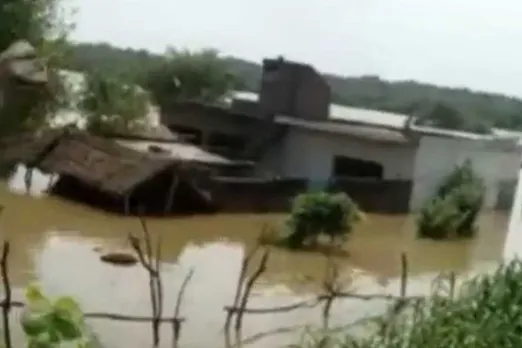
left=298, top=259, right=522, bottom=348
left=142, top=48, right=240, bottom=107
left=21, top=284, right=95, bottom=348
left=282, top=191, right=364, bottom=249
left=78, top=73, right=149, bottom=134
left=417, top=160, right=485, bottom=239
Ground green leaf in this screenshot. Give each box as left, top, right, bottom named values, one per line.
left=25, top=284, right=51, bottom=311
left=27, top=332, right=54, bottom=348
left=21, top=312, right=51, bottom=337
left=54, top=296, right=83, bottom=321
left=51, top=311, right=83, bottom=340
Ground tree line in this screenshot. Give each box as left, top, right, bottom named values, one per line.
left=3, top=0, right=522, bottom=138
left=60, top=42, right=522, bottom=134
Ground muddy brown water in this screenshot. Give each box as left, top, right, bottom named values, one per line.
left=0, top=165, right=520, bottom=347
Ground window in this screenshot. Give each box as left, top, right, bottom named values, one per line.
left=332, top=156, right=383, bottom=179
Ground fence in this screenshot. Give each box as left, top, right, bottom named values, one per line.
left=0, top=211, right=457, bottom=348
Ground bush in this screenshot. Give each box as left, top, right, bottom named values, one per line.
left=282, top=191, right=364, bottom=249
left=417, top=160, right=485, bottom=239
left=297, top=259, right=522, bottom=348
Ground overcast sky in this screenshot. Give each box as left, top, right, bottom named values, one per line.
left=70, top=0, right=522, bottom=97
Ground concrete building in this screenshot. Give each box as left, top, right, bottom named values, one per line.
left=161, top=58, right=522, bottom=212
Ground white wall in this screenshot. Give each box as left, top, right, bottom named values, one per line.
left=410, top=135, right=522, bottom=211
left=257, top=127, right=417, bottom=182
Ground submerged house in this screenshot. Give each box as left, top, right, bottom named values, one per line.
left=161, top=58, right=522, bottom=213
left=0, top=127, right=250, bottom=215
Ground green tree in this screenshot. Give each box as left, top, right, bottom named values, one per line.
left=78, top=73, right=150, bottom=134
left=142, top=48, right=240, bottom=106
left=0, top=0, right=74, bottom=138
left=60, top=42, right=522, bottom=133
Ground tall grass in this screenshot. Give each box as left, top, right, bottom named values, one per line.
left=298, top=259, right=522, bottom=348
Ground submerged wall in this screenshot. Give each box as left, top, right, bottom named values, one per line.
left=410, top=135, right=522, bottom=211
left=208, top=176, right=412, bottom=214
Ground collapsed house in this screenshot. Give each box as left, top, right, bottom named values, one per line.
left=0, top=128, right=254, bottom=215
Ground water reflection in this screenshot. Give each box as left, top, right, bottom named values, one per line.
left=0, top=166, right=518, bottom=347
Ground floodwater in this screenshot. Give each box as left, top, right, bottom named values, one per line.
left=0, top=165, right=520, bottom=348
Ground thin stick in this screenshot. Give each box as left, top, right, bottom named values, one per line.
left=130, top=217, right=163, bottom=348
left=1, top=242, right=11, bottom=348
left=172, top=269, right=194, bottom=348
left=224, top=243, right=260, bottom=334
left=234, top=249, right=269, bottom=333
left=85, top=312, right=185, bottom=323
left=321, top=258, right=339, bottom=331
left=224, top=298, right=320, bottom=314
left=154, top=234, right=163, bottom=348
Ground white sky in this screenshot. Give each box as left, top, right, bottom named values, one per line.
left=70, top=0, right=522, bottom=97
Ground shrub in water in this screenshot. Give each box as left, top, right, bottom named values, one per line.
left=284, top=191, right=364, bottom=249
left=417, top=160, right=484, bottom=239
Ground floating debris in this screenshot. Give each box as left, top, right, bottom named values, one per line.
left=100, top=252, right=138, bottom=266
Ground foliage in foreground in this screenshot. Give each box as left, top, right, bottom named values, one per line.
left=21, top=284, right=98, bottom=348
left=297, top=259, right=522, bottom=348
left=417, top=160, right=485, bottom=239
left=266, top=191, right=364, bottom=250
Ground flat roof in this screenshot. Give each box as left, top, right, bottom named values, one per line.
left=275, top=115, right=411, bottom=144
left=329, top=104, right=407, bottom=129
left=233, top=92, right=522, bottom=144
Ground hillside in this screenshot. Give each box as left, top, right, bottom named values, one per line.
left=61, top=42, right=522, bottom=131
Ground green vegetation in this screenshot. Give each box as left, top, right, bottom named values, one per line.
left=0, top=0, right=73, bottom=138
left=141, top=48, right=240, bottom=106
left=21, top=284, right=98, bottom=347
left=263, top=191, right=364, bottom=250
left=417, top=160, right=485, bottom=239
left=7, top=1, right=522, bottom=136
left=78, top=73, right=150, bottom=134
left=298, top=259, right=522, bottom=348
left=60, top=42, right=522, bottom=133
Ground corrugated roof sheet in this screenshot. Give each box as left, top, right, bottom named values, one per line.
left=329, top=104, right=408, bottom=129
left=199, top=90, right=522, bottom=143
left=116, top=140, right=234, bottom=165
left=275, top=115, right=411, bottom=144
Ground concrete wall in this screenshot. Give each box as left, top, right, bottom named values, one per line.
left=258, top=127, right=417, bottom=182
left=410, top=135, right=522, bottom=211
